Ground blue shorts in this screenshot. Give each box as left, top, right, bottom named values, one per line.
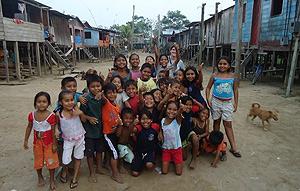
left=131, top=151, right=155, bottom=172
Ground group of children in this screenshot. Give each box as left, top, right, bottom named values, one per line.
left=24, top=40, right=241, bottom=189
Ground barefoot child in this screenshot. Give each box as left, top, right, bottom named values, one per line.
left=80, top=75, right=109, bottom=183
left=123, top=80, right=139, bottom=115
left=118, top=108, right=135, bottom=174
left=192, top=107, right=210, bottom=153
left=55, top=90, right=86, bottom=189
left=24, top=92, right=59, bottom=190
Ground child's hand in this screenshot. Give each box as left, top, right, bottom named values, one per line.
left=179, top=100, right=187, bottom=112
left=207, top=100, right=212, bottom=108
left=99, top=71, right=105, bottom=81
left=197, top=63, right=204, bottom=72
left=23, top=141, right=29, bottom=150
left=167, top=84, right=174, bottom=95
left=88, top=116, right=98, bottom=125
left=72, top=105, right=83, bottom=117
left=158, top=132, right=164, bottom=142
left=174, top=43, right=179, bottom=50
left=78, top=95, right=88, bottom=106
left=107, top=68, right=114, bottom=78
left=133, top=115, right=139, bottom=126
left=52, top=143, right=58, bottom=153
left=116, top=117, right=123, bottom=126
left=95, top=90, right=104, bottom=100
left=55, top=129, right=60, bottom=140
left=165, top=66, right=174, bottom=72
left=152, top=36, right=157, bottom=44
left=233, top=103, right=237, bottom=112
left=139, top=83, right=147, bottom=93
left=211, top=163, right=218, bottom=168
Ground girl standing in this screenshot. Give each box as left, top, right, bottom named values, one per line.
left=24, top=92, right=58, bottom=190
left=129, top=53, right=142, bottom=80
left=107, top=54, right=131, bottom=83
left=55, top=90, right=87, bottom=189
left=206, top=56, right=241, bottom=157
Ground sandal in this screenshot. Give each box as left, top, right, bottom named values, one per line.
left=60, top=175, right=67, bottom=183
left=229, top=149, right=241, bottom=158
left=220, top=155, right=227, bottom=161
left=70, top=180, right=78, bottom=189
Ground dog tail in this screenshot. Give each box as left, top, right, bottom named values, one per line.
left=252, top=102, right=261, bottom=108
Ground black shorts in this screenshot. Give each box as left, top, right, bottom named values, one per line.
left=85, top=137, right=105, bottom=157
left=103, top=134, right=119, bottom=160
left=131, top=151, right=155, bottom=172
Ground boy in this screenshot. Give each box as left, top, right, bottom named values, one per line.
left=118, top=108, right=135, bottom=174
left=202, top=131, right=227, bottom=168
left=80, top=75, right=109, bottom=183
left=123, top=80, right=139, bottom=115
left=101, top=83, right=124, bottom=184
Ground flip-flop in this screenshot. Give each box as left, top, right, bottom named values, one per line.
left=229, top=149, right=241, bottom=157
left=70, top=180, right=78, bottom=189
left=60, top=175, right=67, bottom=183
left=220, top=155, right=227, bottom=161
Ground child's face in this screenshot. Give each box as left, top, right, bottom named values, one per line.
left=115, top=57, right=127, bottom=69
left=184, top=100, right=193, bottom=113
left=140, top=114, right=152, bottom=129
left=144, top=95, right=155, bottom=108
left=88, top=81, right=102, bottom=96
left=122, top=113, right=133, bottom=127
left=112, top=77, right=122, bottom=92
left=59, top=93, right=75, bottom=111
left=153, top=90, right=162, bottom=103
left=159, top=56, right=168, bottom=68
left=130, top=55, right=140, bottom=68
left=145, top=57, right=154, bottom=65
left=171, top=83, right=181, bottom=96
left=35, top=95, right=49, bottom=111
left=141, top=67, right=151, bottom=80
left=185, top=69, right=196, bottom=82
left=125, top=84, right=137, bottom=98
left=159, top=82, right=168, bottom=93
left=218, top=59, right=230, bottom=73
left=199, top=109, right=209, bottom=122
left=166, top=103, right=178, bottom=119
left=62, top=81, right=77, bottom=94
left=105, top=89, right=117, bottom=102
left=175, top=71, right=184, bottom=82
left=158, top=72, right=166, bottom=79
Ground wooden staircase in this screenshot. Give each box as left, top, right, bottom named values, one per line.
left=82, top=47, right=99, bottom=62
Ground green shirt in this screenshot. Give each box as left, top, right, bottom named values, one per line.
left=80, top=92, right=103, bottom=138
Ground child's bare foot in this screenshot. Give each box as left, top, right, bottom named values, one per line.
left=50, top=180, right=57, bottom=190
left=104, top=165, right=113, bottom=173
left=189, top=159, right=196, bottom=169
left=96, top=167, right=110, bottom=176
left=111, top=173, right=125, bottom=184
left=119, top=166, right=128, bottom=174
left=38, top=178, right=46, bottom=187
left=88, top=173, right=97, bottom=183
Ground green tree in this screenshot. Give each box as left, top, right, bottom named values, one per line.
left=162, top=10, right=190, bottom=30
left=129, top=16, right=152, bottom=38
left=110, top=24, right=131, bottom=43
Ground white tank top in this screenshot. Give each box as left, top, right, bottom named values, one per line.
left=60, top=113, right=86, bottom=141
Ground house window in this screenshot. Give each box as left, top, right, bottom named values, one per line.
left=85, top=32, right=91, bottom=39
left=243, top=3, right=246, bottom=23
left=271, top=0, right=283, bottom=17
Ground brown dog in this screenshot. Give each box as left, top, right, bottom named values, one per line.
left=247, top=102, right=279, bottom=130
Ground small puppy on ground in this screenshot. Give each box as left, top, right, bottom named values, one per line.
left=247, top=102, right=279, bottom=130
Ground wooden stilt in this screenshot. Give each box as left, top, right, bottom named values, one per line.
left=3, top=41, right=9, bottom=83
left=43, top=43, right=46, bottom=75
left=14, top=41, right=21, bottom=80
left=36, top=42, right=41, bottom=76
left=27, top=42, right=32, bottom=77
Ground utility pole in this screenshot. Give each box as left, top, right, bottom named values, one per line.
left=130, top=5, right=135, bottom=51
left=158, top=14, right=161, bottom=50
left=212, top=2, right=220, bottom=73
left=235, top=0, right=244, bottom=84
left=199, top=3, right=206, bottom=64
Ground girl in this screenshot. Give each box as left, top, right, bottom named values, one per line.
left=167, top=45, right=185, bottom=78
left=111, top=75, right=127, bottom=110
left=206, top=56, right=241, bottom=157
left=160, top=101, right=185, bottom=175
left=192, top=108, right=210, bottom=154
left=175, top=69, right=186, bottom=94
left=129, top=53, right=142, bottom=80
left=145, top=55, right=156, bottom=78
left=150, top=88, right=162, bottom=105
left=137, top=63, right=156, bottom=93
left=55, top=90, right=87, bottom=189
left=106, top=54, right=131, bottom=83
left=183, top=65, right=207, bottom=110
left=24, top=92, right=58, bottom=190
left=130, top=109, right=160, bottom=177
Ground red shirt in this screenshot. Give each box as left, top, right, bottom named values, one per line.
left=102, top=99, right=121, bottom=134
left=128, top=94, right=139, bottom=115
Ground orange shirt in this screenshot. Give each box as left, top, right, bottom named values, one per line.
left=102, top=99, right=121, bottom=134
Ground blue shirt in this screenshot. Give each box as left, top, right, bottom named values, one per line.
left=212, top=77, right=234, bottom=99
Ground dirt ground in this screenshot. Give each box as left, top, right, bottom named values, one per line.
left=0, top=51, right=300, bottom=191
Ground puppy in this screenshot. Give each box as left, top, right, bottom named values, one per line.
left=247, top=102, right=279, bottom=130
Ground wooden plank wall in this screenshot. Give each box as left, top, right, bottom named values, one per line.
left=0, top=18, right=4, bottom=40
left=3, top=18, right=44, bottom=42
left=51, top=15, right=72, bottom=46
left=84, top=28, right=99, bottom=47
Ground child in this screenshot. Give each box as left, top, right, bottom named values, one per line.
left=145, top=55, right=156, bottom=78
left=179, top=96, right=199, bottom=169
left=206, top=56, right=241, bottom=157
left=129, top=53, right=142, bottom=80
left=24, top=92, right=58, bottom=190
left=137, top=63, right=156, bottom=93
left=157, top=70, right=167, bottom=80
left=130, top=109, right=160, bottom=177
left=167, top=45, right=185, bottom=78
left=80, top=74, right=109, bottom=183
left=159, top=101, right=185, bottom=175
left=118, top=108, right=135, bottom=174
left=106, top=54, right=131, bottom=83
left=138, top=86, right=160, bottom=123
left=156, top=77, right=169, bottom=97
left=111, top=75, right=127, bottom=110
left=201, top=131, right=227, bottom=167
left=101, top=83, right=124, bottom=184
left=55, top=90, right=86, bottom=189
left=192, top=107, right=210, bottom=153
left=150, top=88, right=162, bottom=105
left=157, top=79, right=181, bottom=111
left=175, top=69, right=185, bottom=93
left=123, top=80, right=139, bottom=115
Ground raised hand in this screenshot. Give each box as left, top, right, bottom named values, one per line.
left=167, top=84, right=174, bottom=95
left=95, top=90, right=104, bottom=100
left=133, top=115, right=139, bottom=126
left=139, top=82, right=147, bottom=93
left=99, top=71, right=105, bottom=80
left=152, top=36, right=158, bottom=44
left=198, top=63, right=204, bottom=72
left=107, top=68, right=114, bottom=78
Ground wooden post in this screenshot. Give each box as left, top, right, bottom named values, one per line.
left=27, top=42, right=32, bottom=77
left=24, top=3, right=27, bottom=21
left=212, top=2, right=220, bottom=73
left=98, top=47, right=100, bottom=58
left=286, top=36, right=299, bottom=96
left=3, top=41, right=9, bottom=83
left=130, top=5, right=135, bottom=51
left=234, top=0, right=244, bottom=84
left=36, top=43, right=41, bottom=76
left=43, top=43, right=46, bottom=75
left=158, top=14, right=161, bottom=49
left=13, top=41, right=21, bottom=80
left=200, top=3, right=206, bottom=64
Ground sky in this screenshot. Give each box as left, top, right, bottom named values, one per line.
left=39, top=0, right=235, bottom=28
